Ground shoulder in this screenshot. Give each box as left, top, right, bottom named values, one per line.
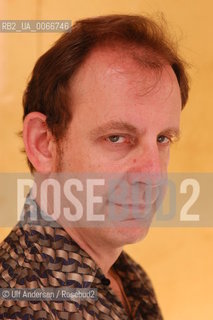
left=0, top=226, right=83, bottom=319
left=0, top=226, right=27, bottom=288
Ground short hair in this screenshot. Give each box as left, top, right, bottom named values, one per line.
left=22, top=14, right=189, bottom=172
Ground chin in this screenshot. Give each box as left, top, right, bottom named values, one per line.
left=113, top=223, right=151, bottom=246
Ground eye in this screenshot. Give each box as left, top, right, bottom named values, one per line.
left=157, top=135, right=171, bottom=144
left=107, top=135, right=126, bottom=144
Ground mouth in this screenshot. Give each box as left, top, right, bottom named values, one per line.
left=110, top=202, right=153, bottom=210
left=107, top=201, right=154, bottom=222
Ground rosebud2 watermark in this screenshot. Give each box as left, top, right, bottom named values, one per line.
left=0, top=288, right=97, bottom=301
left=0, top=172, right=211, bottom=227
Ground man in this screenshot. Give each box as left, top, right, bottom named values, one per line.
left=0, top=14, right=189, bottom=319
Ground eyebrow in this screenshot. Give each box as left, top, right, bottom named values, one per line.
left=89, top=121, right=138, bottom=139
left=89, top=120, right=181, bottom=139
left=160, top=128, right=181, bottom=140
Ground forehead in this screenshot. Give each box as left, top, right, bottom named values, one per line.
left=68, top=44, right=181, bottom=116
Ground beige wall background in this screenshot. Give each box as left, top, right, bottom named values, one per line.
left=0, top=0, right=212, bottom=319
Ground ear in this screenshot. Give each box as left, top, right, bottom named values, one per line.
left=23, top=112, right=57, bottom=173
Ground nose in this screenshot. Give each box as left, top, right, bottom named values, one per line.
left=126, top=143, right=167, bottom=186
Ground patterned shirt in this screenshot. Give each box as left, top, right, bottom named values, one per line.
left=0, top=198, right=163, bottom=319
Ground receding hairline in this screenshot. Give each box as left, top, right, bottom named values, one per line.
left=77, top=39, right=168, bottom=72
left=67, top=39, right=173, bottom=101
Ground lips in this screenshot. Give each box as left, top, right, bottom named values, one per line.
left=108, top=201, right=153, bottom=223
left=111, top=202, right=150, bottom=210
left=108, top=184, right=161, bottom=207
left=108, top=201, right=154, bottom=217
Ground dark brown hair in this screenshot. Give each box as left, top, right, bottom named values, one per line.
left=22, top=14, right=189, bottom=172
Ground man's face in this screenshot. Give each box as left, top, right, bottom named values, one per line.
left=53, top=46, right=182, bottom=247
